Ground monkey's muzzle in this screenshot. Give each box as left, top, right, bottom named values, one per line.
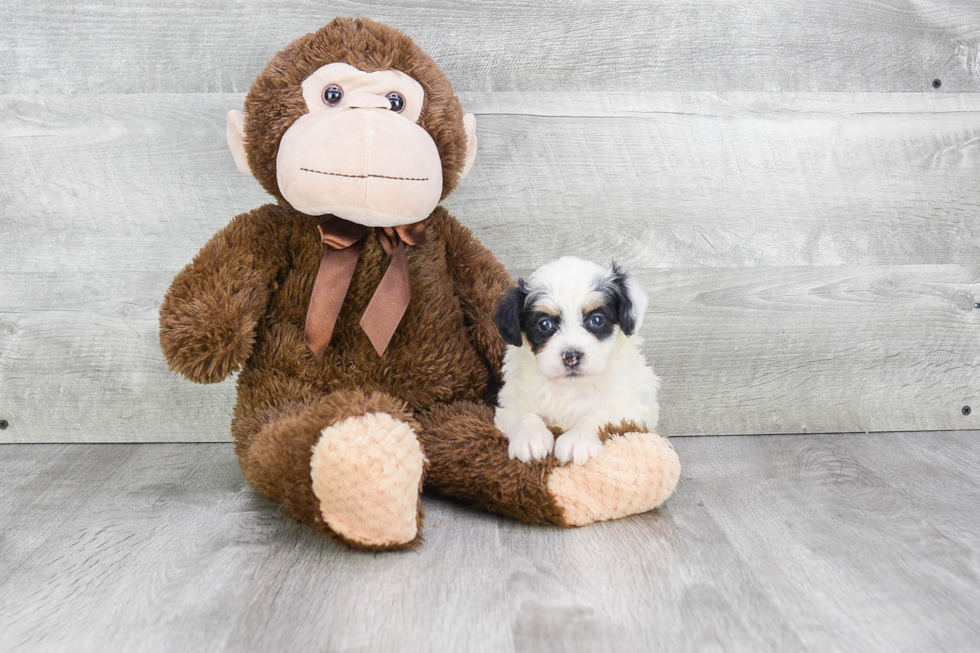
left=276, top=108, right=443, bottom=227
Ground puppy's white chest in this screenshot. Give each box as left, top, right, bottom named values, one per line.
left=537, top=379, right=612, bottom=430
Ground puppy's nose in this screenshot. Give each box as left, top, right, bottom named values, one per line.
left=561, top=349, right=582, bottom=368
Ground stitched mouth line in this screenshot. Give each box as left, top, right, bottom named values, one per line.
left=300, top=168, right=429, bottom=182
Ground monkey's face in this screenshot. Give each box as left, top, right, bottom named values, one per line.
left=275, top=63, right=444, bottom=226
left=227, top=42, right=476, bottom=227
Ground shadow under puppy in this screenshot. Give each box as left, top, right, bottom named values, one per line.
left=494, top=256, right=662, bottom=464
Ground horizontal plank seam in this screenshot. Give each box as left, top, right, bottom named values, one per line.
left=6, top=427, right=980, bottom=443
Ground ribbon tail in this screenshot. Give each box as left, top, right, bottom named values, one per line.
left=305, top=243, right=362, bottom=361
left=360, top=241, right=411, bottom=356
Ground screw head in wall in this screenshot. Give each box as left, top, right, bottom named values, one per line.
left=0, top=420, right=7, bottom=430
left=964, top=406, right=973, bottom=416
left=932, top=78, right=942, bottom=88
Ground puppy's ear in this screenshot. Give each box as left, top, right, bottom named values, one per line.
left=609, top=263, right=648, bottom=337
left=494, top=280, right=527, bottom=347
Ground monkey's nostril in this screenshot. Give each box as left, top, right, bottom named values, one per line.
left=561, top=349, right=582, bottom=368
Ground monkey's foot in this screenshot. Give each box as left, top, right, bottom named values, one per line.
left=310, top=412, right=425, bottom=548
left=547, top=432, right=680, bottom=527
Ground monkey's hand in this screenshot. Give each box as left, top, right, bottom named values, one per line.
left=160, top=284, right=264, bottom=383
left=159, top=207, right=287, bottom=384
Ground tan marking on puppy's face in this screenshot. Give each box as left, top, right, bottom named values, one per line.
left=529, top=301, right=559, bottom=317
left=520, top=259, right=624, bottom=379
left=581, top=291, right=608, bottom=315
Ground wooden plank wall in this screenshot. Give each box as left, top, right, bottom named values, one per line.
left=0, top=1, right=978, bottom=442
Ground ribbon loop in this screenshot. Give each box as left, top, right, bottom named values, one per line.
left=318, top=219, right=369, bottom=249
left=304, top=217, right=426, bottom=360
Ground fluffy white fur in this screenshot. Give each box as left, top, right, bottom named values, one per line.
left=495, top=257, right=661, bottom=464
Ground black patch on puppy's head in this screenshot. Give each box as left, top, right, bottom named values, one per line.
left=582, top=302, right=617, bottom=341
left=521, top=309, right=561, bottom=353
left=597, top=262, right=637, bottom=337
left=494, top=280, right=528, bottom=347
left=495, top=279, right=562, bottom=351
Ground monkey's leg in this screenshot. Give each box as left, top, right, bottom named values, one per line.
left=416, top=402, right=680, bottom=527
left=235, top=390, right=425, bottom=550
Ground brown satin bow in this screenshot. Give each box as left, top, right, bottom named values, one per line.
left=304, top=216, right=426, bottom=360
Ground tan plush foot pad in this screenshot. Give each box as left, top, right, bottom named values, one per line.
left=547, top=433, right=680, bottom=527
left=310, top=412, right=425, bottom=548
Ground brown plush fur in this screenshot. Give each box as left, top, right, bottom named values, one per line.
left=160, top=18, right=675, bottom=549
left=160, top=18, right=580, bottom=548
left=417, top=402, right=566, bottom=526
left=160, top=196, right=539, bottom=546
left=597, top=420, right=664, bottom=443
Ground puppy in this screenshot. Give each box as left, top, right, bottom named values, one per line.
left=493, top=257, right=661, bottom=464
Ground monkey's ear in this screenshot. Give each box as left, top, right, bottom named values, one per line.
left=458, top=113, right=478, bottom=182
left=226, top=110, right=252, bottom=176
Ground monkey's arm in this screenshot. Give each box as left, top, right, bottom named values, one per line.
left=435, top=209, right=513, bottom=374
left=159, top=205, right=288, bottom=384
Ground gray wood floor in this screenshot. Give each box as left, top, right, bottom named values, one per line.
left=2, top=433, right=978, bottom=652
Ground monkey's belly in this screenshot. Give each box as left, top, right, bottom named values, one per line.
left=241, top=304, right=487, bottom=413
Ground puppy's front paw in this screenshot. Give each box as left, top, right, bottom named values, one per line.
left=554, top=429, right=604, bottom=465
left=507, top=420, right=555, bottom=462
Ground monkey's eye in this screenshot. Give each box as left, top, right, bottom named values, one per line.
left=588, top=314, right=605, bottom=328
left=386, top=92, right=405, bottom=113
left=322, top=84, right=344, bottom=106
left=538, top=318, right=555, bottom=332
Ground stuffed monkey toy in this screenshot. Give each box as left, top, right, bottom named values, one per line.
left=159, top=17, right=680, bottom=550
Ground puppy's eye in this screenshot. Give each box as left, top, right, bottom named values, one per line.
left=588, top=315, right=605, bottom=328
left=538, top=319, right=554, bottom=332
left=323, top=84, right=344, bottom=106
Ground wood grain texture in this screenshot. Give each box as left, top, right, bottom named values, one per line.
left=631, top=264, right=980, bottom=436
left=1, top=434, right=978, bottom=651
left=1, top=263, right=975, bottom=440
left=1, top=91, right=978, bottom=441
left=455, top=93, right=980, bottom=270
left=683, top=433, right=980, bottom=652
left=5, top=92, right=979, bottom=289
left=1, top=0, right=979, bottom=94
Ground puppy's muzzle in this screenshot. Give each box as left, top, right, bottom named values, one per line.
left=561, top=349, right=583, bottom=369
